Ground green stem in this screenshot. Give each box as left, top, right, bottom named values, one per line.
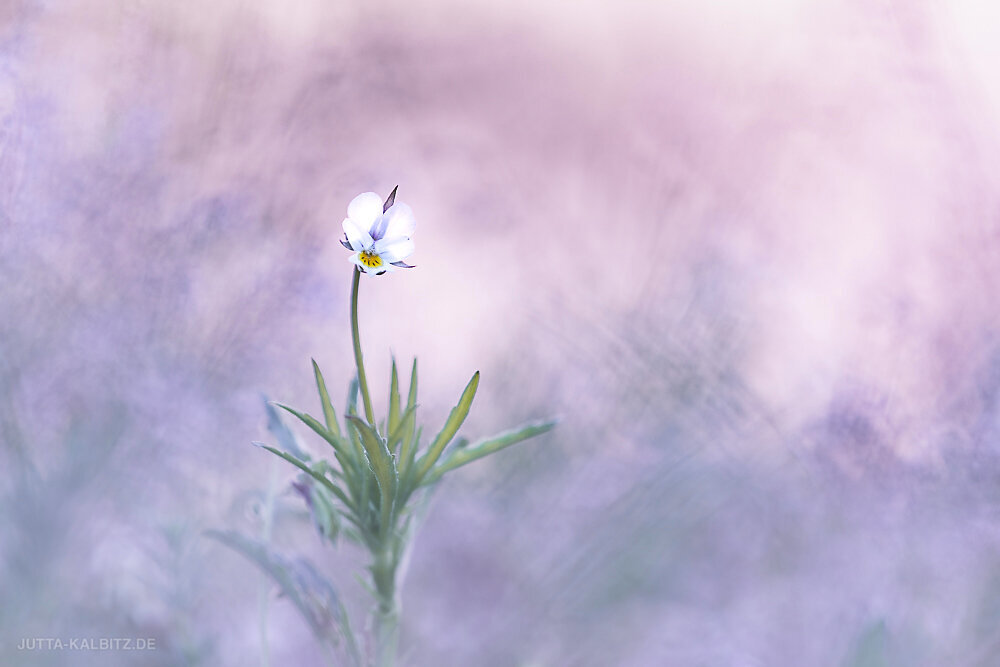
left=372, top=546, right=400, bottom=667
left=350, top=267, right=376, bottom=426
left=374, top=603, right=399, bottom=667
left=351, top=266, right=401, bottom=665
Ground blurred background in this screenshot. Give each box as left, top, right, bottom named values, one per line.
left=2, top=0, right=1000, bottom=665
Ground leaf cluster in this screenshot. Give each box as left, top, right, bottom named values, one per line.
left=216, top=357, right=554, bottom=665
left=261, top=359, right=553, bottom=598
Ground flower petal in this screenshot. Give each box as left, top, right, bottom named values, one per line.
left=347, top=192, right=384, bottom=232
left=374, top=237, right=414, bottom=263
left=342, top=217, right=373, bottom=251
left=381, top=202, right=416, bottom=240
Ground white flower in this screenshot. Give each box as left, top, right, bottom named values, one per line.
left=340, top=188, right=415, bottom=275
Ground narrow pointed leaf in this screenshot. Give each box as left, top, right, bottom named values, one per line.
left=421, top=419, right=557, bottom=486
left=414, top=371, right=479, bottom=482
left=347, top=417, right=397, bottom=495
left=398, top=425, right=423, bottom=505
left=397, top=358, right=419, bottom=478
left=406, top=358, right=418, bottom=411
left=387, top=404, right=417, bottom=455
left=844, top=620, right=889, bottom=667
left=255, top=443, right=355, bottom=513
left=310, top=458, right=346, bottom=482
left=294, top=479, right=341, bottom=542
left=273, top=403, right=335, bottom=451
left=205, top=530, right=361, bottom=665
left=346, top=377, right=360, bottom=417
left=344, top=377, right=370, bottom=516
left=347, top=416, right=398, bottom=536
left=312, top=359, right=342, bottom=439
left=387, top=358, right=401, bottom=447
left=274, top=402, right=357, bottom=484
left=205, top=531, right=339, bottom=634
left=264, top=396, right=310, bottom=460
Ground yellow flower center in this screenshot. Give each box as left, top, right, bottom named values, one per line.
left=359, top=251, right=383, bottom=269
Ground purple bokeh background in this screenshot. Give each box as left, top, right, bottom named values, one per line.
left=2, top=1, right=1000, bottom=665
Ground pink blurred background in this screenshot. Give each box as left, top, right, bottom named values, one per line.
left=2, top=1, right=1000, bottom=665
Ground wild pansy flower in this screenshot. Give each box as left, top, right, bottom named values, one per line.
left=340, top=186, right=415, bottom=275
left=225, top=183, right=554, bottom=667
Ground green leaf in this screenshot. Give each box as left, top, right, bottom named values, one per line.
left=310, top=458, right=346, bottom=484
left=387, top=404, right=417, bottom=455
left=274, top=403, right=337, bottom=453
left=842, top=620, right=890, bottom=667
left=346, top=377, right=360, bottom=417
left=312, top=359, right=342, bottom=439
left=347, top=416, right=398, bottom=537
left=254, top=443, right=355, bottom=513
left=263, top=396, right=310, bottom=460
left=387, top=358, right=401, bottom=448
left=344, top=377, right=370, bottom=519
left=274, top=402, right=357, bottom=486
left=205, top=530, right=362, bottom=666
left=406, top=358, right=418, bottom=412
left=397, top=425, right=423, bottom=505
left=414, top=371, right=479, bottom=483
left=421, top=419, right=556, bottom=486
left=304, top=479, right=341, bottom=542
left=397, top=358, right=419, bottom=479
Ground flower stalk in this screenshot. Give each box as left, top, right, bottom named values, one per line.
left=350, top=266, right=376, bottom=426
